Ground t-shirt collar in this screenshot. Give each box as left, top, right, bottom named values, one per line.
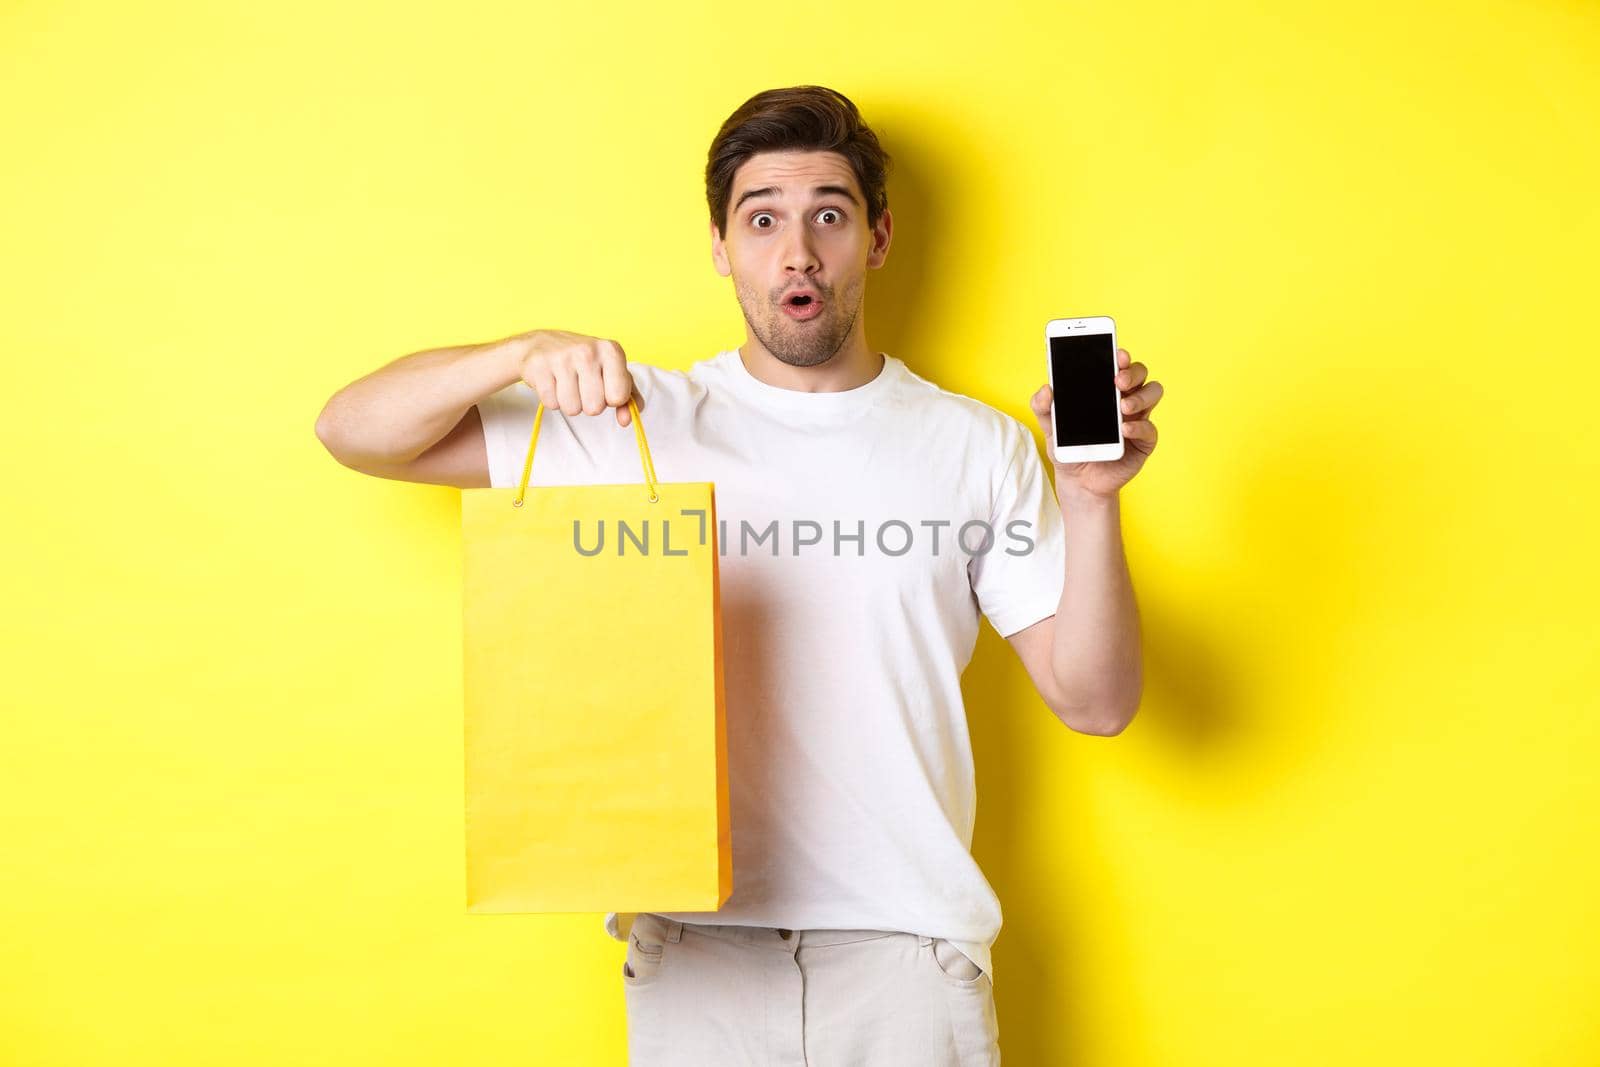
left=716, top=347, right=902, bottom=418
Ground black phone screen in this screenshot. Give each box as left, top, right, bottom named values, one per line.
left=1049, top=332, right=1120, bottom=447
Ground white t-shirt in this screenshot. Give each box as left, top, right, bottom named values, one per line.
left=475, top=348, right=1065, bottom=980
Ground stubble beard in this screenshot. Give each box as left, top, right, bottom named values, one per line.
left=737, top=277, right=861, bottom=369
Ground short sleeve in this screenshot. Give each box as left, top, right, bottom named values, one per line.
left=967, top=417, right=1066, bottom=638
left=473, top=383, right=525, bottom=489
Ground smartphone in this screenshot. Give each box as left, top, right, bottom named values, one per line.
left=1045, top=316, right=1124, bottom=463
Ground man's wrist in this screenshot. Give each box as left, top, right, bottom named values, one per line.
left=1056, top=482, right=1118, bottom=511
left=490, top=331, right=538, bottom=383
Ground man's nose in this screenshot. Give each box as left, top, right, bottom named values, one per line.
left=782, top=229, right=820, bottom=273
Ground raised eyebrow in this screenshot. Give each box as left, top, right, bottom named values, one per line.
left=734, top=184, right=861, bottom=213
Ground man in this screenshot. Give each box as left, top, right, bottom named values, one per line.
left=316, top=84, right=1160, bottom=1066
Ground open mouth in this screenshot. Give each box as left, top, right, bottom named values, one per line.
left=781, top=292, right=823, bottom=320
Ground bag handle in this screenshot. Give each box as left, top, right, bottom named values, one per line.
left=512, top=396, right=659, bottom=508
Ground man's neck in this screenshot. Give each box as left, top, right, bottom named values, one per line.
left=737, top=341, right=884, bottom=394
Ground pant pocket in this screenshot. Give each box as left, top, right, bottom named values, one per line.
left=925, top=938, right=999, bottom=1066
left=929, top=937, right=985, bottom=985
left=622, top=914, right=667, bottom=986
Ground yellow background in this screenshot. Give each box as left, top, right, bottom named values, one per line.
left=3, top=1, right=1596, bottom=1064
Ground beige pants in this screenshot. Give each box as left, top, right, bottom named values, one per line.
left=613, top=912, right=1001, bottom=1066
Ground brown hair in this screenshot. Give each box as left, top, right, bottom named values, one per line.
left=705, top=85, right=892, bottom=239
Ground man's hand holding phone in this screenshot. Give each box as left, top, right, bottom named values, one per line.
left=1031, top=340, right=1162, bottom=501
left=514, top=330, right=642, bottom=428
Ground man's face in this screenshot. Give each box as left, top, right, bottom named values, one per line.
left=711, top=149, right=891, bottom=368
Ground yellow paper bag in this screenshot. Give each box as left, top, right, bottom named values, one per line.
left=461, top=397, right=731, bottom=914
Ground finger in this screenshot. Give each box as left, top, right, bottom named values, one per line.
left=1122, top=418, right=1157, bottom=449
left=599, top=342, right=635, bottom=408
left=527, top=362, right=559, bottom=412
left=1117, top=347, right=1131, bottom=369
left=1115, top=361, right=1147, bottom=392
left=616, top=385, right=642, bottom=427
left=576, top=353, right=607, bottom=416
left=554, top=365, right=583, bottom=416
left=1120, top=380, right=1163, bottom=417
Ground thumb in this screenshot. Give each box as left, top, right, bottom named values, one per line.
left=1029, top=384, right=1054, bottom=437
left=614, top=372, right=643, bottom=428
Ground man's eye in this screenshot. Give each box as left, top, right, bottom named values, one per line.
left=750, top=209, right=844, bottom=228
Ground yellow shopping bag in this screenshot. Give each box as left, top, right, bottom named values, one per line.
left=461, top=397, right=731, bottom=914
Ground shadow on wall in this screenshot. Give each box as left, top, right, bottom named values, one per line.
left=959, top=605, right=1236, bottom=1064
left=849, top=112, right=948, bottom=376
left=956, top=407, right=1374, bottom=1062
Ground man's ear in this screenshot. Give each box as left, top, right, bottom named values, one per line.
left=866, top=207, right=893, bottom=270
left=710, top=217, right=731, bottom=277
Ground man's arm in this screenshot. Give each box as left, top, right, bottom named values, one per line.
left=314, top=335, right=528, bottom=488
left=1005, top=488, right=1143, bottom=736
left=315, top=329, right=643, bottom=488
left=1010, top=348, right=1160, bottom=734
